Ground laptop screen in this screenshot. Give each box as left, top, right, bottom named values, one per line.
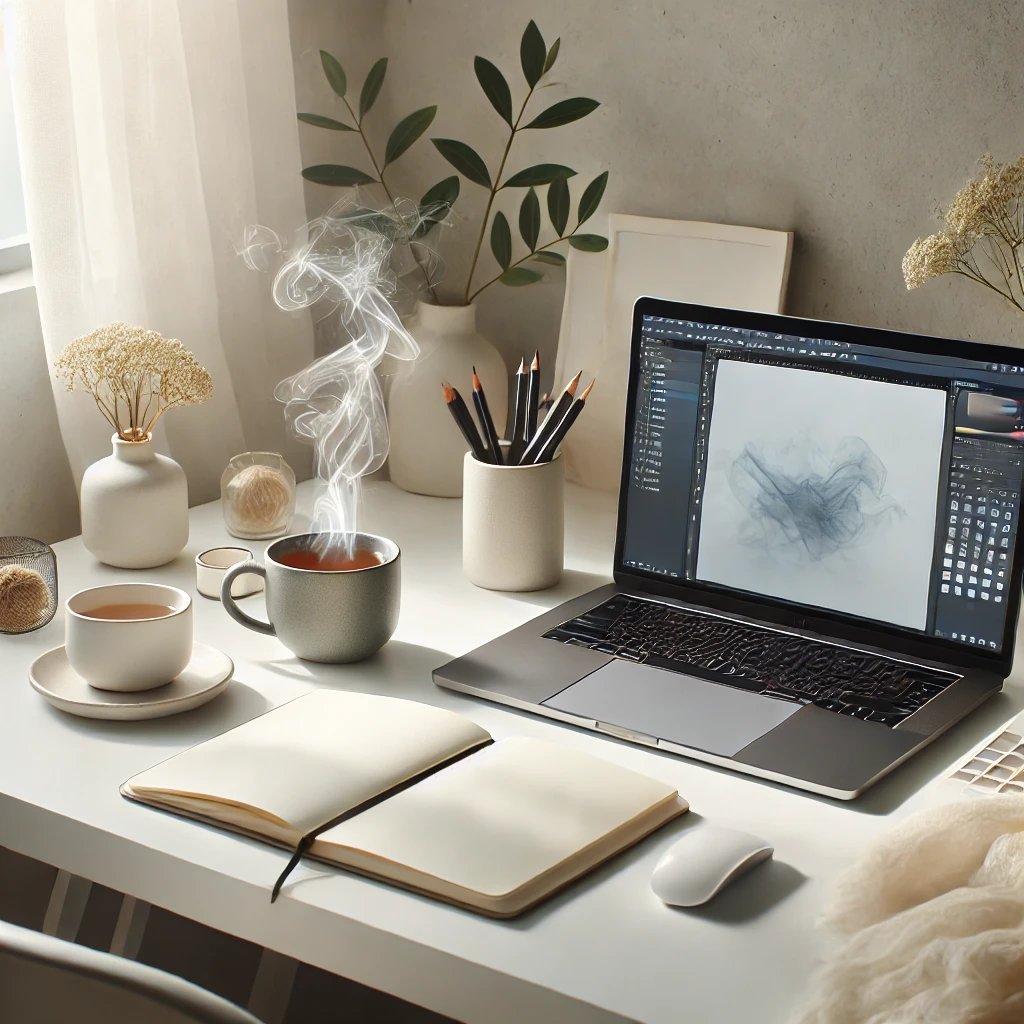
left=619, top=304, right=1024, bottom=656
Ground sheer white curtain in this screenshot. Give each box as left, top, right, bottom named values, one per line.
left=6, top=0, right=314, bottom=503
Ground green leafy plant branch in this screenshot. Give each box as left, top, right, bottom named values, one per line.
left=431, top=20, right=609, bottom=304
left=468, top=173, right=609, bottom=301
left=298, top=52, right=458, bottom=303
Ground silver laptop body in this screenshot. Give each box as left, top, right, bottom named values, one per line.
left=435, top=299, right=1024, bottom=799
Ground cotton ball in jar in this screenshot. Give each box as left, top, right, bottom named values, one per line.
left=226, top=464, right=293, bottom=536
left=0, top=564, right=51, bottom=633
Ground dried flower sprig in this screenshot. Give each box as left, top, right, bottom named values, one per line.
left=904, top=155, right=1024, bottom=313
left=55, top=322, right=213, bottom=441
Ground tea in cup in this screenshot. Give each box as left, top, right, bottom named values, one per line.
left=65, top=583, right=193, bottom=691
left=220, top=532, right=399, bottom=663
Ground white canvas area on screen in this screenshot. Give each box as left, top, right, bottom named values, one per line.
left=695, top=360, right=947, bottom=630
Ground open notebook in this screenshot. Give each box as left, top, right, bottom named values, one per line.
left=122, top=690, right=688, bottom=917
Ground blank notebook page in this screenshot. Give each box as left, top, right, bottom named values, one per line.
left=125, top=690, right=490, bottom=835
left=317, top=736, right=680, bottom=898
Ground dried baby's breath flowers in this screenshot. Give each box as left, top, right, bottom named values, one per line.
left=904, top=155, right=1024, bottom=313
left=55, top=322, right=213, bottom=441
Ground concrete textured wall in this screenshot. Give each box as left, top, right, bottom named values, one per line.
left=290, top=0, right=1024, bottom=392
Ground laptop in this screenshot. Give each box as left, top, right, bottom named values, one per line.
left=434, top=298, right=1024, bottom=799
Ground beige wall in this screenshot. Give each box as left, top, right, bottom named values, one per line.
left=290, top=0, right=1024, bottom=392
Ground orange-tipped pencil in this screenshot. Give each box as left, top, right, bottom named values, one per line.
left=442, top=382, right=489, bottom=462
left=518, top=370, right=582, bottom=466
left=471, top=367, right=503, bottom=464
left=530, top=379, right=594, bottom=464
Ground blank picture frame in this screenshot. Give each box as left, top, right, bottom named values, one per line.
left=553, top=213, right=793, bottom=492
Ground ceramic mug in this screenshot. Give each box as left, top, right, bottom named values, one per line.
left=220, top=532, right=400, bottom=663
left=462, top=447, right=564, bottom=591
left=65, top=582, right=193, bottom=691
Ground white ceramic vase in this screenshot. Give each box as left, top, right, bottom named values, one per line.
left=387, top=301, right=508, bottom=498
left=80, top=435, right=189, bottom=568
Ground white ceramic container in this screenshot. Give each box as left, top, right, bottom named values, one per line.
left=462, top=447, right=564, bottom=591
left=65, top=582, right=193, bottom=691
left=387, top=301, right=508, bottom=498
left=80, top=434, right=189, bottom=568
left=195, top=546, right=264, bottom=600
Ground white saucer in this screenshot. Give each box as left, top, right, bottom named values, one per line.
left=29, top=642, right=234, bottom=720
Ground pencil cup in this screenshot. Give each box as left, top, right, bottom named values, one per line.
left=462, top=447, right=564, bottom=591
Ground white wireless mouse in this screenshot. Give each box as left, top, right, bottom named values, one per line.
left=651, top=825, right=774, bottom=907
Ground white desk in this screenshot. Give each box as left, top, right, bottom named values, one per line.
left=2, top=480, right=1023, bottom=1024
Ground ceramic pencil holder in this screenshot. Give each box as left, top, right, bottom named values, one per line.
left=462, top=446, right=564, bottom=592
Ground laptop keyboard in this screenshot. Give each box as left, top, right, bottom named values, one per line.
left=543, top=594, right=959, bottom=726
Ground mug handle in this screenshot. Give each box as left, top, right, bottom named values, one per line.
left=220, top=559, right=275, bottom=636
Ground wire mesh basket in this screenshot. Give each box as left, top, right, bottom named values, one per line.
left=0, top=536, right=58, bottom=634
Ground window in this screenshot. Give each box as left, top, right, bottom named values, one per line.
left=0, top=9, right=30, bottom=273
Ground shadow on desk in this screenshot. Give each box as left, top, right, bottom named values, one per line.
left=502, top=570, right=612, bottom=609
left=37, top=682, right=272, bottom=749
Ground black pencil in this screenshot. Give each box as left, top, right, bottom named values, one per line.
left=528, top=379, right=594, bottom=464
left=518, top=370, right=582, bottom=466
left=525, top=350, right=541, bottom=441
left=442, top=382, right=489, bottom=463
left=507, top=357, right=529, bottom=465
left=472, top=367, right=504, bottom=464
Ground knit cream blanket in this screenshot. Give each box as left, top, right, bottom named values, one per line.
left=795, top=796, right=1024, bottom=1024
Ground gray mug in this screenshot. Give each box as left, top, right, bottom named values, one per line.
left=220, top=532, right=400, bottom=663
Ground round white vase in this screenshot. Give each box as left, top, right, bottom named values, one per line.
left=387, top=302, right=508, bottom=498
left=80, top=435, right=189, bottom=568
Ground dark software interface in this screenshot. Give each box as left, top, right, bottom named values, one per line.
left=620, top=314, right=1024, bottom=654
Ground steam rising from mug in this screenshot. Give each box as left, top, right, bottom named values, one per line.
left=239, top=196, right=449, bottom=556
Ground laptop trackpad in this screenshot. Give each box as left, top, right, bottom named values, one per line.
left=542, top=659, right=801, bottom=758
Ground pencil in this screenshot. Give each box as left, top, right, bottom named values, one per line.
left=442, top=382, right=489, bottom=463
left=472, top=367, right=504, bottom=464
left=518, top=370, right=582, bottom=467
left=525, top=350, right=541, bottom=442
left=507, top=357, right=529, bottom=465
left=528, top=379, right=594, bottom=464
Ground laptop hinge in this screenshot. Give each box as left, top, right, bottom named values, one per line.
left=596, top=721, right=659, bottom=747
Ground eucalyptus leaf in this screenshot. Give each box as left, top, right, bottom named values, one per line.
left=490, top=211, right=512, bottom=269
left=546, top=173, right=570, bottom=235
left=501, top=267, right=544, bottom=286
left=431, top=138, right=492, bottom=188
left=320, top=50, right=346, bottom=98
left=543, top=38, right=561, bottom=74
left=533, top=251, right=566, bottom=266
left=383, top=105, right=436, bottom=168
left=519, top=188, right=540, bottom=252
left=297, top=113, right=356, bottom=131
left=577, top=170, right=609, bottom=225
left=568, top=233, right=609, bottom=252
left=412, top=176, right=460, bottom=239
left=359, top=58, right=388, bottom=119
left=301, top=164, right=378, bottom=187
left=520, top=20, right=546, bottom=87
left=474, top=56, right=513, bottom=127
left=502, top=164, right=576, bottom=188
left=525, top=97, right=600, bottom=130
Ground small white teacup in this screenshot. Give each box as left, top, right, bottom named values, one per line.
left=65, top=583, right=193, bottom=691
